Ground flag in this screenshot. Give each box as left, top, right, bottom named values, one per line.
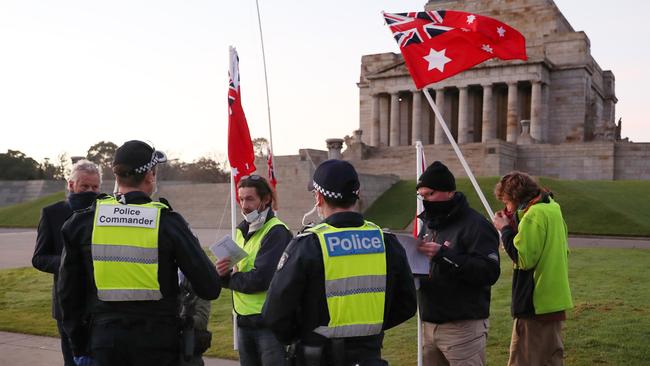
left=383, top=11, right=527, bottom=89
left=228, top=46, right=256, bottom=189
left=266, top=147, right=277, bottom=189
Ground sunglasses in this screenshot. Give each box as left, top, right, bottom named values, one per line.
left=240, top=174, right=262, bottom=181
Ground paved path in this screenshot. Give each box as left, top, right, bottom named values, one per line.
left=0, top=331, right=239, bottom=366
left=2, top=228, right=648, bottom=270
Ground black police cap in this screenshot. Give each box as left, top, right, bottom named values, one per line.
left=311, top=159, right=360, bottom=201
left=112, top=140, right=167, bottom=176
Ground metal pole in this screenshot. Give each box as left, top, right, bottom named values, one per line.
left=254, top=0, right=277, bottom=178
left=230, top=173, right=238, bottom=350
left=422, top=88, right=495, bottom=218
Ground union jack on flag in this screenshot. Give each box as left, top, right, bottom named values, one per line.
left=383, top=10, right=527, bottom=88
left=384, top=11, right=453, bottom=48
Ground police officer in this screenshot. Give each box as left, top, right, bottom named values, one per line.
left=216, top=174, right=292, bottom=366
left=262, top=159, right=417, bottom=366
left=58, top=140, right=221, bottom=366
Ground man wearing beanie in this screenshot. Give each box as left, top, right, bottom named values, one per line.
left=263, top=159, right=417, bottom=365
left=58, top=140, right=221, bottom=366
left=416, top=161, right=500, bottom=366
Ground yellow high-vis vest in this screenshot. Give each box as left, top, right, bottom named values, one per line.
left=307, top=221, right=387, bottom=338
left=91, top=196, right=167, bottom=301
left=233, top=216, right=288, bottom=315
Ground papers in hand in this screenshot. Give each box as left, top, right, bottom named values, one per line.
left=394, top=233, right=431, bottom=275
left=209, top=235, right=248, bottom=265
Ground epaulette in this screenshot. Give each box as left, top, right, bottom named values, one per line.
left=296, top=231, right=315, bottom=238
left=159, top=197, right=173, bottom=211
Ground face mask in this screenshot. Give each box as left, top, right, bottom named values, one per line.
left=68, top=191, right=98, bottom=211
left=422, top=198, right=456, bottom=217
left=243, top=209, right=261, bottom=223
left=301, top=203, right=319, bottom=226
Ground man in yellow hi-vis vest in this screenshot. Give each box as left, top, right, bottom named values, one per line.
left=263, top=159, right=417, bottom=366
left=58, top=140, right=221, bottom=366
left=216, top=174, right=293, bottom=366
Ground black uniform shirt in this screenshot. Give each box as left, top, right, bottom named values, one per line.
left=262, top=211, right=417, bottom=349
left=58, top=191, right=221, bottom=355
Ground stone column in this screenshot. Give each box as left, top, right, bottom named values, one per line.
left=379, top=95, right=389, bottom=146
left=411, top=90, right=423, bottom=144
left=506, top=82, right=519, bottom=143
left=434, top=89, right=446, bottom=144
left=457, top=86, right=470, bottom=144
left=530, top=81, right=543, bottom=142
left=371, top=94, right=380, bottom=146
left=325, top=138, right=344, bottom=159
left=389, top=92, right=400, bottom=146
left=481, top=84, right=495, bottom=142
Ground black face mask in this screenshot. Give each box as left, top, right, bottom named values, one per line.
left=422, top=198, right=456, bottom=218
left=68, top=191, right=98, bottom=211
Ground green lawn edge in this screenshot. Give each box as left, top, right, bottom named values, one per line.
left=0, top=191, right=65, bottom=228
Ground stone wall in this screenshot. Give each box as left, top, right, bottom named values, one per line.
left=614, top=143, right=650, bottom=180
left=0, top=180, right=65, bottom=207
left=516, top=143, right=615, bottom=179
left=157, top=154, right=399, bottom=231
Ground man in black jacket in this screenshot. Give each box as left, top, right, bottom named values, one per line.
left=415, top=161, right=500, bottom=366
left=58, top=140, right=221, bottom=366
left=263, top=159, right=417, bottom=365
left=32, top=159, right=101, bottom=366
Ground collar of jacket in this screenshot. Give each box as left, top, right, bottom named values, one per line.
left=323, top=211, right=365, bottom=228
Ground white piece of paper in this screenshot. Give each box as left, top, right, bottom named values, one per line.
left=209, top=235, right=248, bottom=265
left=394, top=233, right=431, bottom=275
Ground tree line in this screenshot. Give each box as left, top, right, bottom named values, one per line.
left=0, top=139, right=269, bottom=183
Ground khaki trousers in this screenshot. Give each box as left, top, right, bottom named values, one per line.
left=422, top=319, right=488, bottom=366
left=508, top=318, right=564, bottom=366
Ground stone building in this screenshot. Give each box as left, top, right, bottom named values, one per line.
left=347, top=0, right=650, bottom=180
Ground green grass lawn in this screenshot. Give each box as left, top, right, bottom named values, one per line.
left=364, top=178, right=650, bottom=237
left=2, top=248, right=649, bottom=365
left=0, top=191, right=64, bottom=228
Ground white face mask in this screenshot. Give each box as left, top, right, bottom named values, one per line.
left=242, top=209, right=261, bottom=223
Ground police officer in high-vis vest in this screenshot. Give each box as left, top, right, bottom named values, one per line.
left=262, top=159, right=417, bottom=366
left=58, top=140, right=221, bottom=366
left=216, top=174, right=293, bottom=366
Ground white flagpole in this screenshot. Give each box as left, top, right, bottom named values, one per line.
left=415, top=141, right=424, bottom=366
left=421, top=88, right=495, bottom=218
left=254, top=0, right=277, bottom=182
left=230, top=171, right=239, bottom=350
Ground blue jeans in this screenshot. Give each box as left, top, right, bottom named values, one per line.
left=237, top=326, right=285, bottom=366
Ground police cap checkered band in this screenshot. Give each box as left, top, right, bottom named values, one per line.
left=113, top=140, right=167, bottom=176
left=311, top=159, right=360, bottom=201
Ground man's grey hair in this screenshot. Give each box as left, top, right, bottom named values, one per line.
left=69, top=159, right=102, bottom=184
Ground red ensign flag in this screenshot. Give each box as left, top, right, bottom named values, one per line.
left=384, top=11, right=527, bottom=89
left=228, top=47, right=256, bottom=188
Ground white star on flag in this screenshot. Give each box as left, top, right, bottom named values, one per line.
left=466, top=14, right=476, bottom=24
left=423, top=48, right=452, bottom=72
left=497, top=26, right=506, bottom=37
left=482, top=44, right=494, bottom=53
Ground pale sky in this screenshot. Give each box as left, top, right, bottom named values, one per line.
left=1, top=0, right=648, bottom=163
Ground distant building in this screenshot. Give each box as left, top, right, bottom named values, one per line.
left=344, top=0, right=649, bottom=180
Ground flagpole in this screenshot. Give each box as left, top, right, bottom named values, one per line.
left=254, top=0, right=277, bottom=178
left=421, top=88, right=495, bottom=218
left=415, top=140, right=424, bottom=366
left=230, top=172, right=239, bottom=350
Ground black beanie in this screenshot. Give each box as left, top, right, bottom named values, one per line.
left=416, top=161, right=456, bottom=191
